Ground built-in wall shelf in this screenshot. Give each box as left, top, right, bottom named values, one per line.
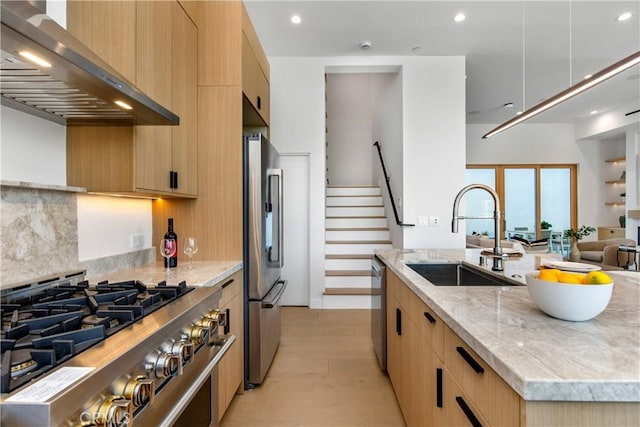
left=605, top=157, right=626, bottom=163
left=629, top=210, right=640, bottom=219
left=605, top=180, right=626, bottom=184
left=605, top=202, right=625, bottom=206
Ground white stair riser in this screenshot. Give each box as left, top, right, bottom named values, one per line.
left=322, top=295, right=372, bottom=309
left=325, top=276, right=372, bottom=287
left=325, top=258, right=373, bottom=270
left=326, top=187, right=380, bottom=197
left=326, top=206, right=385, bottom=217
left=326, top=196, right=382, bottom=206
left=326, top=243, right=392, bottom=254
left=326, top=218, right=388, bottom=228
left=326, top=230, right=390, bottom=241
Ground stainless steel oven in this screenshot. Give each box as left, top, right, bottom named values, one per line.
left=0, top=272, right=234, bottom=426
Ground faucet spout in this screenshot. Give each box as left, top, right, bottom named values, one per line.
left=452, top=184, right=504, bottom=271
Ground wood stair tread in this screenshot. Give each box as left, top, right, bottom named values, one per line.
left=325, top=270, right=372, bottom=276
left=325, top=254, right=374, bottom=259
left=323, top=287, right=373, bottom=296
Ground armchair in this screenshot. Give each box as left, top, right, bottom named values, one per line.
left=576, top=238, right=636, bottom=268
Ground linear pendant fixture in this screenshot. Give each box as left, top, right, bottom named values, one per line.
left=482, top=50, right=640, bottom=139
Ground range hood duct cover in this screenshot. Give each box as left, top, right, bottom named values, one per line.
left=0, top=1, right=179, bottom=126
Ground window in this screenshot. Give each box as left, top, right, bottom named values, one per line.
left=466, top=164, right=577, bottom=240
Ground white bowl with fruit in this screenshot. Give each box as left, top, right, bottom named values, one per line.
left=525, top=269, right=614, bottom=321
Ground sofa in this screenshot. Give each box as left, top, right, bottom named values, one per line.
left=576, top=238, right=636, bottom=268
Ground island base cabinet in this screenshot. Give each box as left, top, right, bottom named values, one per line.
left=437, top=367, right=490, bottom=427
left=523, top=401, right=640, bottom=427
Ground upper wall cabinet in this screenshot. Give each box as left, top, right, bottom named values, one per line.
left=196, top=2, right=270, bottom=126
left=66, top=1, right=198, bottom=198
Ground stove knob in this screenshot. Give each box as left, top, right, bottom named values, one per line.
left=144, top=349, right=183, bottom=378
left=112, top=375, right=155, bottom=408
left=183, top=323, right=209, bottom=346
left=206, top=308, right=226, bottom=328
left=89, top=395, right=132, bottom=427
left=196, top=316, right=216, bottom=344
left=163, top=335, right=195, bottom=365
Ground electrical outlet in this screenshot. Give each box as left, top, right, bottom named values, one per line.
left=130, top=234, right=144, bottom=248
left=428, top=216, right=440, bottom=227
left=417, top=216, right=429, bottom=227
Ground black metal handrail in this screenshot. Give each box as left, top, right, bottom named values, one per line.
left=373, top=141, right=414, bottom=227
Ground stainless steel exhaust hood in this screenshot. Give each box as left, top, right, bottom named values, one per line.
left=0, top=1, right=179, bottom=126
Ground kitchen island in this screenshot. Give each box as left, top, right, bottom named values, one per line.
left=376, top=248, right=639, bottom=426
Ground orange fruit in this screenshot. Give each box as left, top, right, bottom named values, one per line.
left=583, top=271, right=612, bottom=285
left=538, top=269, right=559, bottom=282
left=557, top=272, right=584, bottom=284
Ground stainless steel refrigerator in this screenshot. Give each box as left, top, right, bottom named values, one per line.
left=243, top=133, right=287, bottom=386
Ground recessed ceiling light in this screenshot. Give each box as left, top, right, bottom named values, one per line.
left=291, top=15, right=301, bottom=24
left=584, top=74, right=593, bottom=79
left=616, top=12, right=633, bottom=22
left=360, top=40, right=372, bottom=50
left=516, top=111, right=523, bottom=115
left=454, top=13, right=466, bottom=22
left=411, top=46, right=422, bottom=53
left=590, top=110, right=599, bottom=115
left=503, top=102, right=514, bottom=108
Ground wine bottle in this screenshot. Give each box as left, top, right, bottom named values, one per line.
left=164, top=218, right=178, bottom=268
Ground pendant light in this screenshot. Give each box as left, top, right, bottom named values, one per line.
left=483, top=1, right=640, bottom=139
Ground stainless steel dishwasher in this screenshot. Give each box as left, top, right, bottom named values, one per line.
left=371, top=256, right=386, bottom=370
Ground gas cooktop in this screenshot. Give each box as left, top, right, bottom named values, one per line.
left=0, top=271, right=193, bottom=394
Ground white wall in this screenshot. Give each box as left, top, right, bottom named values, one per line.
left=371, top=72, right=404, bottom=248
left=269, top=55, right=465, bottom=308
left=326, top=74, right=374, bottom=185
left=1, top=106, right=67, bottom=185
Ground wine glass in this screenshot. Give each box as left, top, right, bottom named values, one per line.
left=160, top=239, right=177, bottom=272
left=183, top=237, right=199, bottom=269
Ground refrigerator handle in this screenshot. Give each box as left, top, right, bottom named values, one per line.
left=268, top=169, right=284, bottom=268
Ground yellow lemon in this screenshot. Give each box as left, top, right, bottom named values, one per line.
left=538, top=269, right=559, bottom=282
left=583, top=271, right=612, bottom=285
left=557, top=272, right=584, bottom=284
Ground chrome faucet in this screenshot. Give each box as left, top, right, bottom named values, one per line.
left=452, top=184, right=505, bottom=271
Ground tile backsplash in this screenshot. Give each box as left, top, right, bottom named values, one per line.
left=1, top=182, right=81, bottom=287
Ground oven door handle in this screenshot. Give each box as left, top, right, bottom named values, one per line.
left=262, top=280, right=287, bottom=309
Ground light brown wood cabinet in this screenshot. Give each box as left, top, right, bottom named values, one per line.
left=66, top=1, right=198, bottom=198
left=217, top=271, right=244, bottom=421
left=387, top=270, right=520, bottom=427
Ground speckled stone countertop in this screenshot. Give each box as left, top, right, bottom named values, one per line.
left=92, top=260, right=242, bottom=288
left=375, top=248, right=640, bottom=402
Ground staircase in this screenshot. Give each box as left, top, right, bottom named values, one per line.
left=323, top=186, right=392, bottom=308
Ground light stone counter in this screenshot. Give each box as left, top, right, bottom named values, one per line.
left=91, top=260, right=242, bottom=289
left=375, top=248, right=640, bottom=402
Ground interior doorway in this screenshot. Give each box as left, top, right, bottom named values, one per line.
left=280, top=153, right=310, bottom=306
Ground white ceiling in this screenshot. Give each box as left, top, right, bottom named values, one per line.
left=244, top=1, right=640, bottom=125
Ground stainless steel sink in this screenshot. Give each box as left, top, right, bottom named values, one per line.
left=405, top=263, right=517, bottom=286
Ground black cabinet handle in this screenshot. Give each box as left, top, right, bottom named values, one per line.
left=436, top=368, right=443, bottom=408
left=395, top=308, right=402, bottom=336
left=221, top=279, right=234, bottom=289
left=455, top=396, right=483, bottom=427
left=169, top=171, right=179, bottom=189
left=456, top=346, right=484, bottom=374
left=224, top=308, right=230, bottom=335
left=424, top=311, right=436, bottom=324
left=257, top=96, right=262, bottom=110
